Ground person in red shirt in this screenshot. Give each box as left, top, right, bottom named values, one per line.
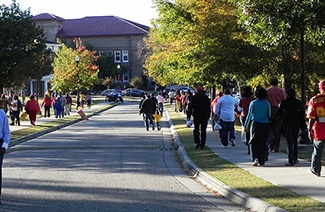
left=41, top=94, right=52, bottom=118
left=65, top=94, right=73, bottom=116
left=239, top=86, right=256, bottom=154
left=25, top=94, right=40, bottom=126
left=266, top=77, right=287, bottom=152
left=175, top=90, right=182, bottom=113
left=211, top=90, right=223, bottom=131
left=307, top=79, right=325, bottom=177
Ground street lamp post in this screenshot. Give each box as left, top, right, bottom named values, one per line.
left=75, top=55, right=80, bottom=67
left=117, top=64, right=121, bottom=81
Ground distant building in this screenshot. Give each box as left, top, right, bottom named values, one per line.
left=29, top=13, right=149, bottom=95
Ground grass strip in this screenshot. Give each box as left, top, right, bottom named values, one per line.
left=166, top=105, right=325, bottom=212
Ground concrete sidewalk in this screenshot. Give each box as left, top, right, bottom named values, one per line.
left=9, top=101, right=111, bottom=133
left=205, top=127, right=325, bottom=203
left=169, top=110, right=325, bottom=211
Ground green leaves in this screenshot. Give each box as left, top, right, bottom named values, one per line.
left=0, top=1, right=47, bottom=87
left=147, top=0, right=255, bottom=87
left=51, top=41, right=99, bottom=92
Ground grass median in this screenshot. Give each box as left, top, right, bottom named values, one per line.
left=166, top=105, right=325, bottom=212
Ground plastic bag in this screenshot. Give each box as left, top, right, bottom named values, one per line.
left=213, top=122, right=222, bottom=131
left=186, top=120, right=193, bottom=127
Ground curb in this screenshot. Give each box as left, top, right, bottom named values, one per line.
left=166, top=110, right=286, bottom=212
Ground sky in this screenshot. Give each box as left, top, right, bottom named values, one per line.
left=0, top=0, right=158, bottom=26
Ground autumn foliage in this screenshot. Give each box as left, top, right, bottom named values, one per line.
left=51, top=38, right=99, bottom=92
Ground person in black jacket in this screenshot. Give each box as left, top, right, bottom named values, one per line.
left=277, top=88, right=307, bottom=166
left=139, top=95, right=157, bottom=131
left=187, top=86, right=211, bottom=149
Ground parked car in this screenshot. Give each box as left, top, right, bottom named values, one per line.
left=130, top=89, right=145, bottom=97
left=105, top=91, right=123, bottom=103
left=123, top=88, right=134, bottom=96
left=101, top=89, right=117, bottom=96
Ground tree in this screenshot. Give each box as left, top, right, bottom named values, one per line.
left=51, top=38, right=99, bottom=93
left=231, top=0, right=325, bottom=102
left=130, top=76, right=142, bottom=89
left=0, top=1, right=47, bottom=89
left=146, top=0, right=265, bottom=89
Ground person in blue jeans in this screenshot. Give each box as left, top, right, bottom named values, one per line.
left=244, top=87, right=271, bottom=166
left=215, top=87, right=240, bottom=148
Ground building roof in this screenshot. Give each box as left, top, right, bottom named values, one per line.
left=33, top=13, right=65, bottom=21
left=33, top=13, right=150, bottom=38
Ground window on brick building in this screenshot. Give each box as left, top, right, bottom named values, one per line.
left=122, top=50, right=129, bottom=62
left=114, top=51, right=121, bottom=63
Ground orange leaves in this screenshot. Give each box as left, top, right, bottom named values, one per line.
left=51, top=40, right=99, bottom=92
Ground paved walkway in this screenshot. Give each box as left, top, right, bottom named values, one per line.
left=205, top=125, right=325, bottom=203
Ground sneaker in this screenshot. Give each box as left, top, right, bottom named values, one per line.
left=294, top=160, right=299, bottom=164
left=308, top=168, right=320, bottom=177
left=285, top=163, right=294, bottom=166
left=252, top=159, right=259, bottom=166
left=229, top=139, right=236, bottom=147
left=222, top=145, right=228, bottom=149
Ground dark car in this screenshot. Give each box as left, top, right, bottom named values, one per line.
left=130, top=89, right=145, bottom=97
left=105, top=91, right=123, bottom=103
left=101, top=89, right=117, bottom=96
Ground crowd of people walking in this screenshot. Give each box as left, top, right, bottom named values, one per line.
left=181, top=77, right=325, bottom=177
left=0, top=90, right=93, bottom=127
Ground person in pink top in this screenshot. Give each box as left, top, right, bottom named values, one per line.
left=307, top=80, right=325, bottom=177
left=266, top=77, right=286, bottom=152
left=239, top=86, right=256, bottom=154
left=211, top=90, right=223, bottom=131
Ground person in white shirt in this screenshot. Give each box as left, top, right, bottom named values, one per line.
left=156, top=92, right=165, bottom=117
left=0, top=109, right=10, bottom=204
left=215, top=87, right=240, bottom=148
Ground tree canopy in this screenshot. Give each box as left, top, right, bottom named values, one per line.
left=146, top=0, right=325, bottom=100
left=0, top=1, right=47, bottom=88
left=51, top=38, right=99, bottom=92
left=146, top=0, right=270, bottom=89
left=232, top=0, right=325, bottom=98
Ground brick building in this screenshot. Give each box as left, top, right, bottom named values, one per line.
left=29, top=13, right=149, bottom=95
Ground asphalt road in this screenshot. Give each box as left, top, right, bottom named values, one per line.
left=1, top=100, right=246, bottom=212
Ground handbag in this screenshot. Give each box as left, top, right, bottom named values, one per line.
left=21, top=111, right=28, bottom=119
